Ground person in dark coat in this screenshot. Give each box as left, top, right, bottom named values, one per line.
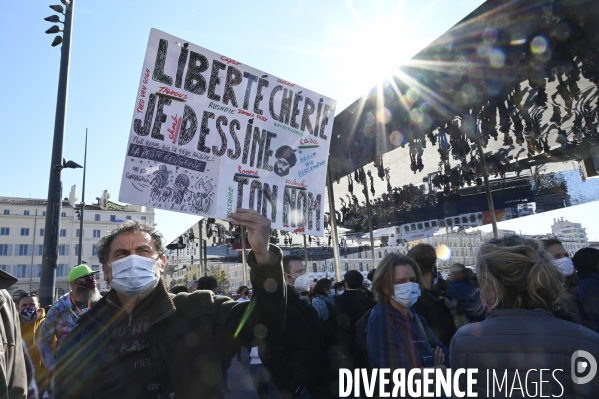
left=0, top=269, right=28, bottom=398
left=572, top=247, right=599, bottom=332
left=446, top=263, right=484, bottom=323
left=334, top=270, right=375, bottom=370
left=261, top=255, right=334, bottom=399
left=451, top=235, right=599, bottom=398
left=311, top=278, right=337, bottom=349
left=54, top=210, right=285, bottom=399
left=543, top=238, right=582, bottom=324
left=408, top=243, right=457, bottom=347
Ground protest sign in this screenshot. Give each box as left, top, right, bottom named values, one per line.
left=119, top=29, right=336, bottom=236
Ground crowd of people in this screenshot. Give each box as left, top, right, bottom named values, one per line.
left=0, top=209, right=598, bottom=398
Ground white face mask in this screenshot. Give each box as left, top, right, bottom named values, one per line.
left=109, top=254, right=160, bottom=297
left=293, top=274, right=311, bottom=292
left=337, top=290, right=345, bottom=295
left=553, top=257, right=574, bottom=277
left=392, top=282, right=421, bottom=308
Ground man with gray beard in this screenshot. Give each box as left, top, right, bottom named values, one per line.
left=37, top=264, right=101, bottom=376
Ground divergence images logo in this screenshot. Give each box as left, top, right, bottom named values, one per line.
left=571, top=350, right=597, bottom=385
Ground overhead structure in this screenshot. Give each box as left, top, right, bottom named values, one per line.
left=323, top=0, right=599, bottom=242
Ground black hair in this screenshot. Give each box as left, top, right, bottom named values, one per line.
left=238, top=285, right=249, bottom=294
left=170, top=285, right=189, bottom=295
left=367, top=268, right=376, bottom=282
left=283, top=255, right=303, bottom=274
left=274, top=145, right=297, bottom=167
left=344, top=270, right=364, bottom=289
left=197, top=276, right=218, bottom=291
left=313, top=278, right=332, bottom=296
left=17, top=292, right=38, bottom=305
left=333, top=282, right=346, bottom=291
left=572, top=247, right=599, bottom=275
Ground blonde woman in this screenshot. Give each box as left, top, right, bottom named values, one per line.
left=367, top=254, right=448, bottom=374
left=450, top=236, right=599, bottom=397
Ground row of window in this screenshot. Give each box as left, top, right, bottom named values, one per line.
left=399, top=215, right=484, bottom=233
left=0, top=264, right=100, bottom=278
left=0, top=227, right=102, bottom=238
left=0, top=243, right=98, bottom=257
left=3, top=210, right=62, bottom=217
left=2, top=210, right=146, bottom=222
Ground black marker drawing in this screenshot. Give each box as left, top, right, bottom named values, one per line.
left=172, top=173, right=191, bottom=209
left=274, top=145, right=297, bottom=177
left=191, top=179, right=214, bottom=213
left=150, top=164, right=172, bottom=200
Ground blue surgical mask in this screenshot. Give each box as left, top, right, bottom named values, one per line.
left=392, top=282, right=421, bottom=308
left=109, top=254, right=159, bottom=297
left=329, top=290, right=336, bottom=299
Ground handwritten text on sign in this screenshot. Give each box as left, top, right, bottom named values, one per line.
left=119, top=29, right=335, bottom=236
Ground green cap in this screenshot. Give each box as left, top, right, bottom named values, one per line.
left=68, top=264, right=100, bottom=283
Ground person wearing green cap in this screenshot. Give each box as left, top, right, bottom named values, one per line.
left=37, top=263, right=101, bottom=376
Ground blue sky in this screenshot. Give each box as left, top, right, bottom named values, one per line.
left=3, top=0, right=598, bottom=243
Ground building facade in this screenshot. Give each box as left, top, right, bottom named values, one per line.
left=551, top=217, right=589, bottom=255
left=0, top=186, right=154, bottom=297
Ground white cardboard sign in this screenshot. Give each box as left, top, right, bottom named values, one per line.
left=119, top=29, right=336, bottom=236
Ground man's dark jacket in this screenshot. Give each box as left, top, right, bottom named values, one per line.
left=334, top=290, right=375, bottom=369
left=412, top=288, right=457, bottom=348
left=55, top=247, right=285, bottom=399
left=260, top=284, right=333, bottom=398
left=0, top=269, right=27, bottom=399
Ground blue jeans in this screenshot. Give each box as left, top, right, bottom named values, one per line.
left=250, top=364, right=270, bottom=399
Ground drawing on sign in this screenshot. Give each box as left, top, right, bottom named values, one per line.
left=273, top=145, right=297, bottom=177
left=119, top=29, right=336, bottom=235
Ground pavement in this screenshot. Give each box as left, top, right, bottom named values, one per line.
left=225, top=347, right=260, bottom=399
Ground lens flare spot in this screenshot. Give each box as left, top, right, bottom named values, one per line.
left=389, top=131, right=403, bottom=147
left=436, top=244, right=452, bottom=261
left=376, top=107, right=392, bottom=124
left=253, top=324, right=267, bottom=339
left=264, top=278, right=277, bottom=293
left=365, top=112, right=375, bottom=127
left=404, top=88, right=418, bottom=105
left=530, top=36, right=548, bottom=54
left=363, top=125, right=376, bottom=138
left=482, top=27, right=498, bottom=43
left=477, top=43, right=491, bottom=57
left=410, top=109, right=423, bottom=124
left=489, top=48, right=505, bottom=68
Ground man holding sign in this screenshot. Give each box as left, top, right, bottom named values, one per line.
left=54, top=209, right=286, bottom=399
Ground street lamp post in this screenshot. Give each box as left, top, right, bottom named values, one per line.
left=77, top=128, right=88, bottom=265
left=39, top=0, right=76, bottom=308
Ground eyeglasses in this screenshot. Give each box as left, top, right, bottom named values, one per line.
left=78, top=275, right=96, bottom=281
left=284, top=271, right=306, bottom=279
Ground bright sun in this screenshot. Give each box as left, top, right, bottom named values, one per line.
left=327, top=0, right=436, bottom=103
